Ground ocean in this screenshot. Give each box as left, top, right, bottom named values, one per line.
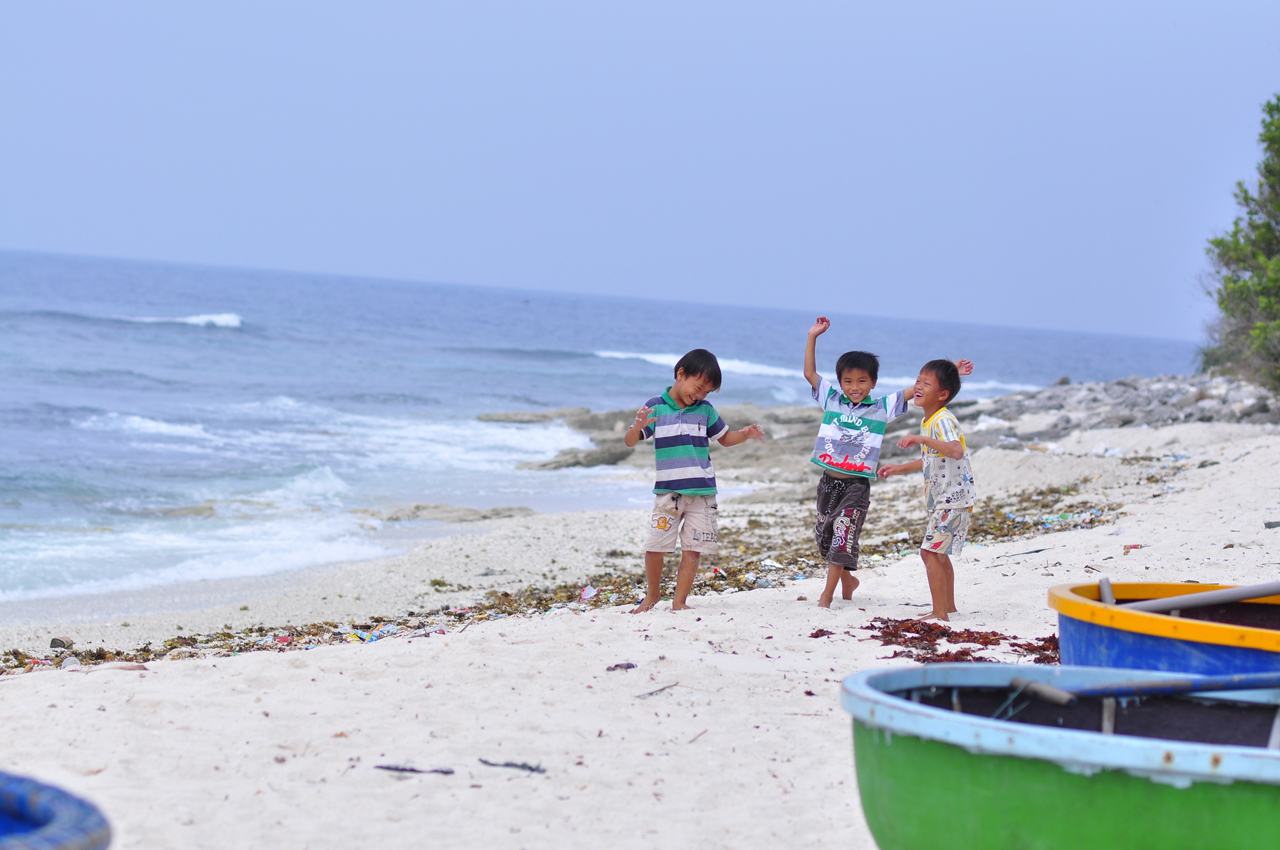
left=0, top=251, right=1199, bottom=602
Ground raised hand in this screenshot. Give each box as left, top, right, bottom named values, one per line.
left=740, top=423, right=766, bottom=441
left=632, top=406, right=658, bottom=432
left=956, top=359, right=974, bottom=376
left=808, top=316, right=831, bottom=337
left=897, top=434, right=924, bottom=449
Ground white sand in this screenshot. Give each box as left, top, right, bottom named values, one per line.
left=2, top=421, right=1279, bottom=848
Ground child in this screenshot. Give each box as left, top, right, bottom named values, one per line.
left=804, top=317, right=972, bottom=608
left=878, top=359, right=977, bottom=621
left=624, top=349, right=766, bottom=612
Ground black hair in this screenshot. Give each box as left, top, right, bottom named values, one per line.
left=835, top=351, right=880, bottom=383
left=674, top=349, right=722, bottom=390
left=922, top=359, right=961, bottom=403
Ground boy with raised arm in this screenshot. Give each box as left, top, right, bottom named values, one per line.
left=804, top=317, right=971, bottom=608
left=624, top=349, right=766, bottom=613
left=878, top=360, right=977, bottom=621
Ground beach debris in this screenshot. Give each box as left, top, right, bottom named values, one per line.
left=345, top=624, right=399, bottom=643
left=375, top=764, right=455, bottom=775
left=580, top=585, right=598, bottom=602
left=1123, top=544, right=1143, bottom=554
left=809, top=629, right=835, bottom=639
left=995, top=547, right=1053, bottom=560
left=804, top=690, right=817, bottom=696
left=606, top=662, right=637, bottom=672
left=58, top=656, right=81, bottom=670
left=860, top=617, right=1059, bottom=665
left=49, top=637, right=75, bottom=651
left=636, top=682, right=679, bottom=699
left=1266, top=521, right=1280, bottom=530
left=478, top=758, right=545, bottom=774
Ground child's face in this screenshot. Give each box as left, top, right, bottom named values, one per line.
left=912, top=369, right=950, bottom=409
left=838, top=368, right=876, bottom=404
left=671, top=368, right=717, bottom=408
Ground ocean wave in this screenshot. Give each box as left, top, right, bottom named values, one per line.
left=960, top=379, right=1042, bottom=393
left=121, top=313, right=243, bottom=328
left=595, top=351, right=803, bottom=378
left=79, top=413, right=223, bottom=442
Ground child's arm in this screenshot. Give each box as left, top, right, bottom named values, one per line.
left=896, top=433, right=964, bottom=459
left=803, top=317, right=830, bottom=391
left=957, top=359, right=973, bottom=376
left=623, top=406, right=658, bottom=448
left=877, top=459, right=923, bottom=478
left=718, top=424, right=766, bottom=447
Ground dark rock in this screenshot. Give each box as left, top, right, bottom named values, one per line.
left=1053, top=376, right=1070, bottom=386
left=520, top=444, right=635, bottom=470
left=477, top=407, right=591, bottom=423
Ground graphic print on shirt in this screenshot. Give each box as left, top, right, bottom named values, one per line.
left=919, top=408, right=977, bottom=512
left=809, top=376, right=909, bottom=478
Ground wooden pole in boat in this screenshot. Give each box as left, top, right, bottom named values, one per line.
left=1123, top=580, right=1280, bottom=614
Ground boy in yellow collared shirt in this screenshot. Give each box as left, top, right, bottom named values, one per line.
left=878, top=359, right=976, bottom=621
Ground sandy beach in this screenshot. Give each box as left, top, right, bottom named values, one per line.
left=4, top=383, right=1280, bottom=848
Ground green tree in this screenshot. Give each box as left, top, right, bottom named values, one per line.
left=1202, top=95, right=1280, bottom=387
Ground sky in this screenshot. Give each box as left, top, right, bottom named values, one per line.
left=1, top=2, right=1278, bottom=342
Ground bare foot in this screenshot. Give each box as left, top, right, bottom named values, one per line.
left=632, top=597, right=660, bottom=613
left=671, top=601, right=692, bottom=611
left=948, top=606, right=958, bottom=613
left=919, top=610, right=950, bottom=622
left=841, top=576, right=861, bottom=600
left=817, top=592, right=834, bottom=609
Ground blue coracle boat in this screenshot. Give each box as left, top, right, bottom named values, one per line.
left=1049, top=581, right=1280, bottom=675
left=0, top=772, right=110, bottom=850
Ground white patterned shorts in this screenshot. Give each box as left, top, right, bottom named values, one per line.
left=645, top=493, right=719, bottom=555
left=920, top=508, right=971, bottom=556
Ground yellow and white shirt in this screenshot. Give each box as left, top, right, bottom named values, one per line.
left=920, top=407, right=976, bottom=513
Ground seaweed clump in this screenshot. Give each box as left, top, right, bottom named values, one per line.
left=860, top=617, right=1059, bottom=665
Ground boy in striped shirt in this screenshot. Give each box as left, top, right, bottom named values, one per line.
left=624, top=349, right=766, bottom=613
left=878, top=360, right=977, bottom=621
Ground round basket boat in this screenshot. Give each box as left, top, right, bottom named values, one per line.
left=1049, top=582, right=1280, bottom=675
left=0, top=772, right=110, bottom=850
left=842, top=663, right=1280, bottom=850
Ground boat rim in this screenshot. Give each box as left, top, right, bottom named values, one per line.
left=1049, top=582, right=1280, bottom=653
left=841, top=663, right=1280, bottom=787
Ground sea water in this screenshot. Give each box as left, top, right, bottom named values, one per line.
left=0, top=251, right=1198, bottom=601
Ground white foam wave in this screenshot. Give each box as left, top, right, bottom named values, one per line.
left=961, top=379, right=1041, bottom=393
left=122, top=313, right=243, bottom=328
left=595, top=351, right=802, bottom=378
left=80, top=413, right=223, bottom=442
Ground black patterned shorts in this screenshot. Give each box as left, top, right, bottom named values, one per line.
left=814, top=473, right=871, bottom=570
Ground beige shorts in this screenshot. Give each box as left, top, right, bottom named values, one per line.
left=645, top=493, right=719, bottom=555
left=921, top=508, right=972, bottom=556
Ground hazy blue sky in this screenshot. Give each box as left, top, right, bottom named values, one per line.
left=2, top=2, right=1278, bottom=341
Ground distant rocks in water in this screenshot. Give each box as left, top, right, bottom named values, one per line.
left=483, top=407, right=641, bottom=469
left=352, top=503, right=535, bottom=523
left=520, top=444, right=635, bottom=471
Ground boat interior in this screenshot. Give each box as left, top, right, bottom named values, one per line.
left=899, top=686, right=1280, bottom=749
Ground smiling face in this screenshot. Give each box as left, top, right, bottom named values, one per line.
left=912, top=368, right=951, bottom=411
left=838, top=368, right=876, bottom=404
left=670, top=368, right=717, bottom=408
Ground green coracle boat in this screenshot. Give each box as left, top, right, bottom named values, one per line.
left=841, top=663, right=1280, bottom=850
